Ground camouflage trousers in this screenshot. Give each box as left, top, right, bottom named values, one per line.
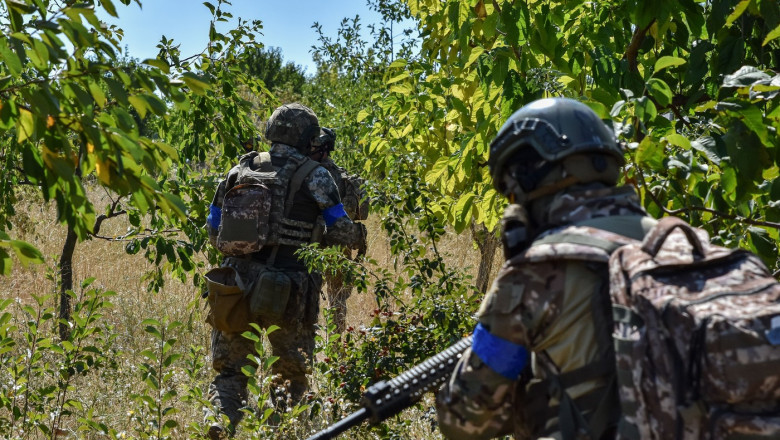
left=325, top=247, right=355, bottom=335
left=207, top=268, right=322, bottom=427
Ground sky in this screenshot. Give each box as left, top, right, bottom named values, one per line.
left=103, top=0, right=393, bottom=74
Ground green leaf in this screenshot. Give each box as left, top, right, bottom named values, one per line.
left=16, top=108, right=34, bottom=143
left=6, top=0, right=36, bottom=14
left=646, top=78, right=673, bottom=107
left=736, top=105, right=768, bottom=144
left=653, top=56, right=686, bottom=73
left=725, top=0, right=752, bottom=27
left=635, top=96, right=657, bottom=123
left=453, top=193, right=475, bottom=233
left=142, top=58, right=170, bottom=74
left=721, top=166, right=737, bottom=201
left=389, top=83, right=413, bottom=94
left=128, top=95, right=148, bottom=119
left=10, top=241, right=43, bottom=267
left=180, top=72, right=211, bottom=95
left=88, top=81, right=106, bottom=107
left=747, top=227, right=777, bottom=265
left=0, top=39, right=23, bottom=77
left=635, top=137, right=665, bottom=171
left=763, top=23, right=780, bottom=46
left=665, top=133, right=691, bottom=150
left=101, top=0, right=118, bottom=17
left=583, top=101, right=609, bottom=119
left=466, top=46, right=484, bottom=67
left=386, top=72, right=408, bottom=85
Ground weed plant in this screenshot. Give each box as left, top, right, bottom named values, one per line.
left=1, top=173, right=493, bottom=439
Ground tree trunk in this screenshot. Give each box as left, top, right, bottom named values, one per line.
left=58, top=226, right=78, bottom=341
left=471, top=222, right=500, bottom=294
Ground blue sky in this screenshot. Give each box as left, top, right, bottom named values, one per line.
left=104, top=0, right=391, bottom=74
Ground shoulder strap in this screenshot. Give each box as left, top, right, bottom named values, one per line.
left=532, top=215, right=656, bottom=254
left=252, top=151, right=274, bottom=172
left=575, top=215, right=657, bottom=242
left=524, top=215, right=655, bottom=439
left=284, top=158, right=321, bottom=217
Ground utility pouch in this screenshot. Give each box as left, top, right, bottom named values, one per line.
left=250, top=270, right=291, bottom=323
left=217, top=183, right=272, bottom=256
left=205, top=266, right=251, bottom=333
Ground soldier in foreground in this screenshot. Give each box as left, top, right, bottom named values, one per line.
left=204, top=103, right=366, bottom=438
left=436, top=97, right=651, bottom=439
left=308, top=128, right=369, bottom=335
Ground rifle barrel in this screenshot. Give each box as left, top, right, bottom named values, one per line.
left=305, top=407, right=369, bottom=440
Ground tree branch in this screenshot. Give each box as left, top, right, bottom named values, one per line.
left=636, top=164, right=780, bottom=230
left=625, top=20, right=656, bottom=72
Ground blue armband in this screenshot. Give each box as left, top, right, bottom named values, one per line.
left=322, top=203, right=348, bottom=226
left=471, top=323, right=529, bottom=380
left=207, top=204, right=222, bottom=230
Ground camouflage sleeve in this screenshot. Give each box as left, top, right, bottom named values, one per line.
left=322, top=216, right=366, bottom=249
left=304, top=166, right=343, bottom=210
left=436, top=261, right=564, bottom=439
left=206, top=165, right=240, bottom=247
left=318, top=158, right=347, bottom=196
left=435, top=347, right=515, bottom=439
left=304, top=165, right=367, bottom=249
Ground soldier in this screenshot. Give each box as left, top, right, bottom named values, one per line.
left=308, top=128, right=369, bottom=335
left=435, top=97, right=654, bottom=439
left=204, top=103, right=366, bottom=438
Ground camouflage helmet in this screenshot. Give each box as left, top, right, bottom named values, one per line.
left=264, top=103, right=323, bottom=150
left=488, top=97, right=625, bottom=197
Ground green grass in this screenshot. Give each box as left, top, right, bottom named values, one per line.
left=0, top=187, right=496, bottom=439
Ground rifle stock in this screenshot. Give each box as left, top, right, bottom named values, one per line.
left=305, top=336, right=472, bottom=440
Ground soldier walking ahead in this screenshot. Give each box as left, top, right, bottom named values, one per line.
left=436, top=98, right=653, bottom=439
left=307, top=128, right=369, bottom=335
left=204, top=103, right=366, bottom=438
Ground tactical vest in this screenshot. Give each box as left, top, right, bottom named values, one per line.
left=216, top=151, right=324, bottom=260
left=513, top=215, right=655, bottom=440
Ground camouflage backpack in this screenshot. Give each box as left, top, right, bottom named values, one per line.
left=213, top=151, right=323, bottom=257
left=609, top=216, right=780, bottom=440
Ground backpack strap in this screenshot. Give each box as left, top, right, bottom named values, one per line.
left=252, top=151, right=274, bottom=172
left=284, top=157, right=320, bottom=217
left=265, top=157, right=320, bottom=266
left=523, top=215, right=654, bottom=439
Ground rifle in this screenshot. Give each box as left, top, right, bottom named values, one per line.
left=305, top=336, right=472, bottom=440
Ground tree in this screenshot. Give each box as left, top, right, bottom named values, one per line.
left=242, top=46, right=306, bottom=102
left=0, top=0, right=269, bottom=337
left=359, top=0, right=780, bottom=273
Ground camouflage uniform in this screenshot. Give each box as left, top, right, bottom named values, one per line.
left=318, top=157, right=369, bottom=334
left=206, top=143, right=364, bottom=429
left=436, top=185, right=649, bottom=440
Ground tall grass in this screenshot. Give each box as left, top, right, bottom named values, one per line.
left=0, top=186, right=499, bottom=439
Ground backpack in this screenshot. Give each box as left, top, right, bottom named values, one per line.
left=608, top=216, right=780, bottom=440
left=521, top=215, right=780, bottom=440
left=213, top=151, right=323, bottom=257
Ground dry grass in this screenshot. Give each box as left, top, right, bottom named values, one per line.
left=1, top=184, right=501, bottom=439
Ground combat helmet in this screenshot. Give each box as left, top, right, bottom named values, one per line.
left=265, top=103, right=323, bottom=151
left=488, top=97, right=625, bottom=203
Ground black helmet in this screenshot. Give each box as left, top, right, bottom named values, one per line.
left=264, top=103, right=323, bottom=150
left=312, top=127, right=336, bottom=152
left=488, top=97, right=625, bottom=197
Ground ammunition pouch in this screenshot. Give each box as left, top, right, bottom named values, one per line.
left=204, top=266, right=251, bottom=333
left=249, top=270, right=292, bottom=324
